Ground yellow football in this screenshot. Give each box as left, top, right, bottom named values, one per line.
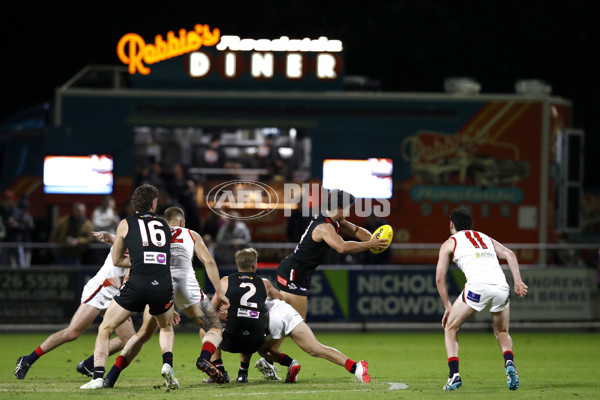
left=370, top=224, right=393, bottom=254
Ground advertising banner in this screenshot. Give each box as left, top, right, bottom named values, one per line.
left=0, top=269, right=81, bottom=323
left=2, top=266, right=595, bottom=325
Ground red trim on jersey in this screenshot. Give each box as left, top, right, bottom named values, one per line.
left=450, top=237, right=457, bottom=259
left=188, top=229, right=195, bottom=243
left=102, top=279, right=113, bottom=288
left=461, top=289, right=466, bottom=303
left=325, top=217, right=340, bottom=233
left=83, top=285, right=103, bottom=303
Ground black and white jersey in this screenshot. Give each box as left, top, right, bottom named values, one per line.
left=124, top=212, right=172, bottom=288
left=225, top=271, right=267, bottom=334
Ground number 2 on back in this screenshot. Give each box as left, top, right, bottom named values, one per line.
left=239, top=282, right=257, bottom=308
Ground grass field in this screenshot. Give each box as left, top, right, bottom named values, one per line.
left=1, top=330, right=599, bottom=399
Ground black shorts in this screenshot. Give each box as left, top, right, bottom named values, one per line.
left=276, top=255, right=311, bottom=297
left=220, top=324, right=265, bottom=354
left=115, top=280, right=174, bottom=316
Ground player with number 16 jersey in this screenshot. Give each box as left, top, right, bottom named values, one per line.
left=116, top=211, right=173, bottom=313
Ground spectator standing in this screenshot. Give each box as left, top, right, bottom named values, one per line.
left=92, top=195, right=120, bottom=234
left=5, top=195, right=35, bottom=267
left=214, top=212, right=251, bottom=265
left=50, top=202, right=94, bottom=265
left=91, top=195, right=120, bottom=264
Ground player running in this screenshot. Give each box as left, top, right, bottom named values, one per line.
left=81, top=184, right=176, bottom=390
left=14, top=232, right=135, bottom=380
left=100, top=206, right=230, bottom=387
left=435, top=207, right=527, bottom=391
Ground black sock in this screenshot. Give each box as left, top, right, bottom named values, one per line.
left=240, top=362, right=249, bottom=372
left=199, top=350, right=212, bottom=361
left=448, top=357, right=459, bottom=377
left=24, top=349, right=42, bottom=365
left=93, top=366, right=105, bottom=380
left=104, top=365, right=122, bottom=384
left=162, top=352, right=173, bottom=367
left=213, top=358, right=226, bottom=373
left=83, top=355, right=94, bottom=371
left=278, top=354, right=293, bottom=367
left=503, top=351, right=514, bottom=366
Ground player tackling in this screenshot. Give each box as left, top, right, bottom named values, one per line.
left=435, top=207, right=527, bottom=391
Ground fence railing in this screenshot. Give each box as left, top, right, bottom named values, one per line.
left=0, top=241, right=597, bottom=268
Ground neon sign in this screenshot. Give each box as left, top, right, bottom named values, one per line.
left=116, top=27, right=343, bottom=82
left=117, top=24, right=220, bottom=75
left=215, top=35, right=343, bottom=52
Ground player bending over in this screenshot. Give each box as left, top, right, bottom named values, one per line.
left=207, top=248, right=282, bottom=384
left=15, top=232, right=135, bottom=380
left=276, top=189, right=390, bottom=319
left=435, top=207, right=527, bottom=391
left=257, top=297, right=370, bottom=383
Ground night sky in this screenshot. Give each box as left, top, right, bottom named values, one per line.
left=3, top=0, right=599, bottom=186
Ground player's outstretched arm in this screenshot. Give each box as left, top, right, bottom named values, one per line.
left=339, top=220, right=371, bottom=241
left=435, top=238, right=454, bottom=328
left=492, top=239, right=528, bottom=297
left=263, top=279, right=284, bottom=300
left=192, top=231, right=230, bottom=310
left=93, top=231, right=116, bottom=244
left=112, top=220, right=130, bottom=268
left=211, top=276, right=229, bottom=323
left=316, top=223, right=388, bottom=254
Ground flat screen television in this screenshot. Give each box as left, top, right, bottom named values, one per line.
left=43, top=155, right=114, bottom=194
left=322, top=158, right=393, bottom=199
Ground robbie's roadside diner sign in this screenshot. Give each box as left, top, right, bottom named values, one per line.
left=116, top=24, right=344, bottom=88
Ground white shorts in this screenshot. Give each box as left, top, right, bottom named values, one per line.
left=266, top=300, right=304, bottom=340
left=81, top=278, right=119, bottom=310
left=173, top=271, right=205, bottom=310
left=461, top=282, right=510, bottom=312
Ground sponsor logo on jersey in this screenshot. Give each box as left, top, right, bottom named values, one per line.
left=288, top=282, right=297, bottom=290
left=277, top=275, right=287, bottom=286
left=237, top=308, right=260, bottom=319
left=467, top=291, right=481, bottom=303
left=299, top=286, right=307, bottom=292
left=144, top=251, right=168, bottom=265
left=151, top=280, right=159, bottom=286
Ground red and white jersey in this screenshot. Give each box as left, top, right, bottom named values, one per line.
left=450, top=230, right=507, bottom=286
left=169, top=226, right=197, bottom=275
left=84, top=247, right=128, bottom=293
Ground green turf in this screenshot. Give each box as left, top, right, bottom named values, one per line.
left=1, top=330, right=599, bottom=399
